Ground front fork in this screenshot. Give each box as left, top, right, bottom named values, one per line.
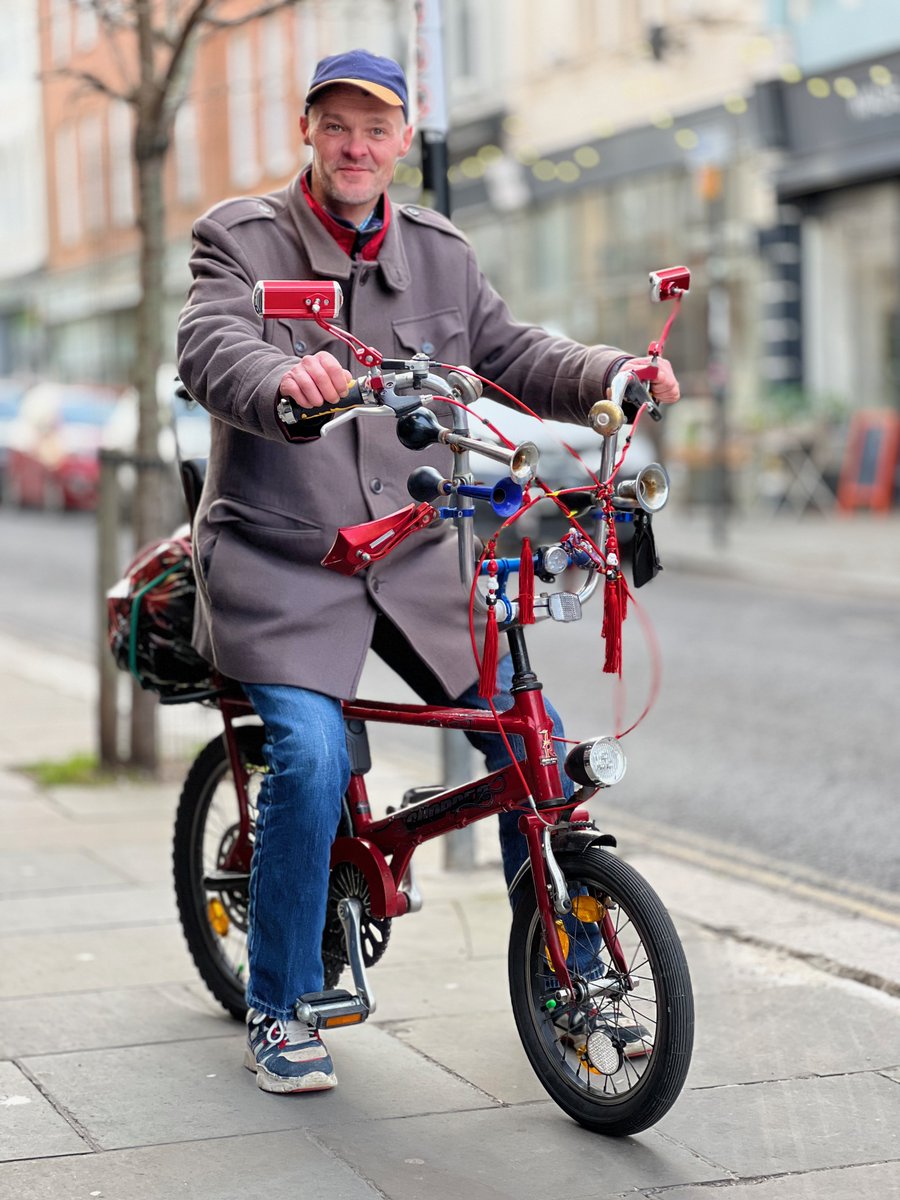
left=521, top=813, right=633, bottom=1003
left=522, top=813, right=575, bottom=993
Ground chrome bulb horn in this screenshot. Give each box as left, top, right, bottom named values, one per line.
left=440, top=432, right=540, bottom=486
left=615, top=463, right=670, bottom=514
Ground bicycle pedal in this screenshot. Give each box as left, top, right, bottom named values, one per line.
left=295, top=988, right=370, bottom=1030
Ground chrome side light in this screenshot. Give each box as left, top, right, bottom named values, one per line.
left=564, top=736, right=627, bottom=788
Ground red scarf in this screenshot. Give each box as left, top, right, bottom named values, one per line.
left=300, top=170, right=390, bottom=261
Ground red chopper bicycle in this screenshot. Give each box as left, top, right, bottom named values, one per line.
left=172, top=265, right=694, bottom=1137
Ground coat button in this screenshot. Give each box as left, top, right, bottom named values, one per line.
left=358, top=271, right=370, bottom=286
left=406, top=206, right=420, bottom=216
left=370, top=577, right=380, bottom=592
left=370, top=478, right=384, bottom=494
left=421, top=341, right=435, bottom=356
left=294, top=340, right=307, bottom=354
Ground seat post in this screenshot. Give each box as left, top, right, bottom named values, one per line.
left=506, top=625, right=541, bottom=693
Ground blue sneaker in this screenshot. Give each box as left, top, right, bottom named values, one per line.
left=244, top=1009, right=337, bottom=1093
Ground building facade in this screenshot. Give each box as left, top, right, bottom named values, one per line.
left=4, top=0, right=900, bottom=495
left=29, top=0, right=409, bottom=385
left=0, top=0, right=48, bottom=376
left=764, top=1, right=900, bottom=418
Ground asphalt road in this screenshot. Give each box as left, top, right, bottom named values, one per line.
left=1, top=505, right=897, bottom=900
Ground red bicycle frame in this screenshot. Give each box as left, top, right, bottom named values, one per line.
left=215, top=626, right=632, bottom=996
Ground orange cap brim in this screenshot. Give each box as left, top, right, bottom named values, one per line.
left=307, top=78, right=405, bottom=109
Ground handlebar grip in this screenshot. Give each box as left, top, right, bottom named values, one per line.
left=276, top=380, right=368, bottom=442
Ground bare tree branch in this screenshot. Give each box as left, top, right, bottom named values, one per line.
left=86, top=0, right=136, bottom=31
left=46, top=66, right=130, bottom=103
left=85, top=0, right=140, bottom=96
left=154, top=0, right=215, bottom=126
left=199, top=0, right=300, bottom=30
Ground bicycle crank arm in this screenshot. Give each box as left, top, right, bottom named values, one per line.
left=202, top=870, right=250, bottom=892
left=295, top=896, right=376, bottom=1029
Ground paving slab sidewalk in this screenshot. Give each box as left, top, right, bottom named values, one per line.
left=2, top=507, right=900, bottom=1199
left=2, top=745, right=899, bottom=1197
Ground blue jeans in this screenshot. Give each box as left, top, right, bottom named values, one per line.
left=242, top=652, right=572, bottom=1020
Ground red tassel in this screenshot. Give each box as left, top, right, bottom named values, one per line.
left=601, top=525, right=627, bottom=676
left=602, top=573, right=625, bottom=675
left=518, top=537, right=535, bottom=624
left=479, top=603, right=499, bottom=698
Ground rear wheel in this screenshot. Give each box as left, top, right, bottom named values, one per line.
left=173, top=724, right=264, bottom=1019
left=173, top=723, right=366, bottom=1020
left=508, top=846, right=693, bottom=1136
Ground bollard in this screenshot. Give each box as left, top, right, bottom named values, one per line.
left=97, top=450, right=124, bottom=769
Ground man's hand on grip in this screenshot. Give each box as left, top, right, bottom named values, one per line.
left=618, top=356, right=681, bottom=405
left=279, top=351, right=354, bottom=409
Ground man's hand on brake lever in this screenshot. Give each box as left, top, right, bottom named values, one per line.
left=614, top=356, right=681, bottom=405
left=279, top=351, right=354, bottom=409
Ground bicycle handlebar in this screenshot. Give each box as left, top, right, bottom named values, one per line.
left=256, top=267, right=688, bottom=623
left=301, top=355, right=649, bottom=619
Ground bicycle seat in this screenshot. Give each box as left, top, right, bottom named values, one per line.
left=180, top=457, right=207, bottom=523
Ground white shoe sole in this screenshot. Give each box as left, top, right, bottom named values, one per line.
left=243, top=1046, right=338, bottom=1093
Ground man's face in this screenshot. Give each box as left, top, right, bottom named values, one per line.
left=301, top=85, right=413, bottom=225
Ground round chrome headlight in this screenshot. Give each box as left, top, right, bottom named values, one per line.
left=564, top=736, right=627, bottom=788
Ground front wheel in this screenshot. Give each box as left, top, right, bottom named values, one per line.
left=508, top=846, right=693, bottom=1136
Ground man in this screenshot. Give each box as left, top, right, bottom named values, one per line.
left=177, top=49, right=679, bottom=1095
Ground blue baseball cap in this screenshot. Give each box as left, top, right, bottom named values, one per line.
left=305, top=50, right=409, bottom=120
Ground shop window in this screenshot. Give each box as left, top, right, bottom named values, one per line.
left=55, top=124, right=82, bottom=246
left=174, top=99, right=201, bottom=205
left=81, top=113, right=105, bottom=233
left=74, top=0, right=98, bottom=52
left=50, top=0, right=71, bottom=66
left=262, top=14, right=292, bottom=177
left=294, top=2, right=319, bottom=94
left=109, top=100, right=135, bottom=226
left=228, top=31, right=260, bottom=188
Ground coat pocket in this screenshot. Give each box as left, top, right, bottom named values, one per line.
left=392, top=307, right=468, bottom=365
left=207, top=496, right=324, bottom=561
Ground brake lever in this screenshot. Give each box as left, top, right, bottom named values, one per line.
left=610, top=368, right=662, bottom=422
left=320, top=405, right=392, bottom=437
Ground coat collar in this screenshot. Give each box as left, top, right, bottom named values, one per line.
left=285, top=174, right=410, bottom=293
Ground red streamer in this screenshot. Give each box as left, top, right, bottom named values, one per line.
left=601, top=523, right=628, bottom=676
left=518, top=537, right=535, bottom=624
left=478, top=555, right=500, bottom=698
left=478, top=604, right=499, bottom=698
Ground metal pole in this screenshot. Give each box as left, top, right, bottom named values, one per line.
left=415, top=0, right=451, bottom=216
left=97, top=450, right=122, bottom=769
left=421, top=132, right=450, bottom=216
left=415, top=0, right=475, bottom=869
left=702, top=169, right=730, bottom=548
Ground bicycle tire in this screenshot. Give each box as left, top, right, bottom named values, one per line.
left=508, top=846, right=693, bottom=1136
left=173, top=724, right=369, bottom=1020
left=173, top=725, right=264, bottom=1020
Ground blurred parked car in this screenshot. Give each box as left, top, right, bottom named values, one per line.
left=4, top=383, right=120, bottom=510
left=101, top=368, right=211, bottom=513
left=0, top=380, right=28, bottom=498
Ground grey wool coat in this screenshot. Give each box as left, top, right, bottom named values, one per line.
left=176, top=174, right=630, bottom=701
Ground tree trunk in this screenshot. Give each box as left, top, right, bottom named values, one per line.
left=129, top=133, right=168, bottom=771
